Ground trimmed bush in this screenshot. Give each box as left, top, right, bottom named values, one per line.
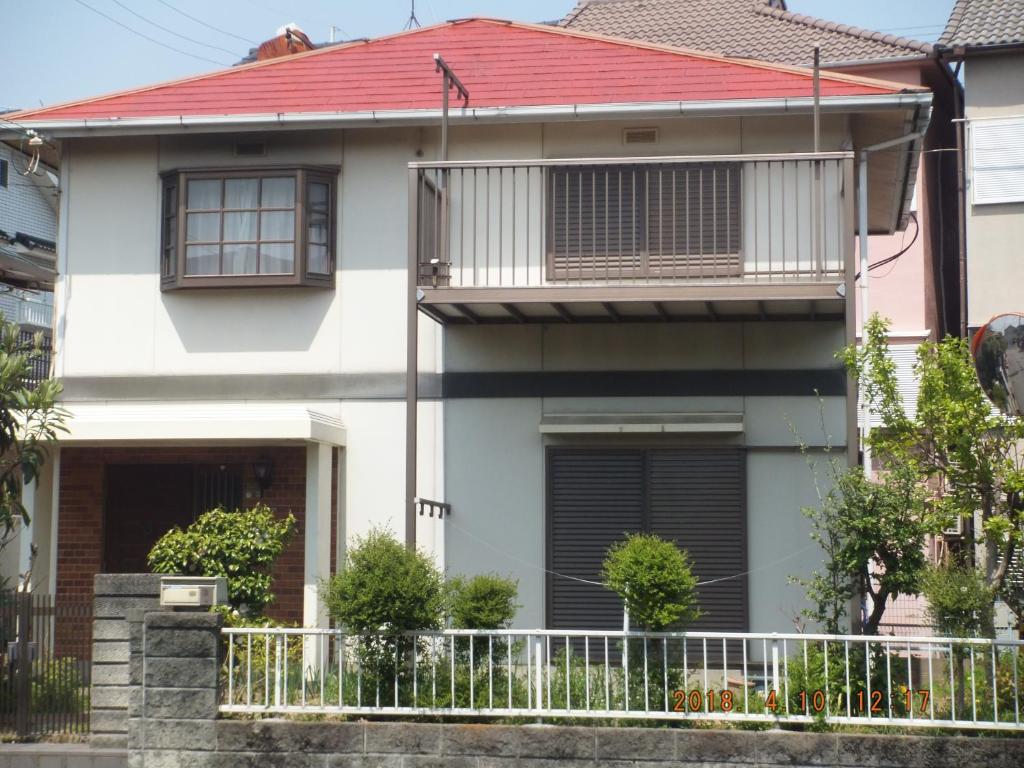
left=920, top=563, right=995, bottom=638
left=602, top=533, right=701, bottom=631
left=447, top=573, right=519, bottom=629
left=323, top=528, right=445, bottom=632
left=147, top=504, right=296, bottom=614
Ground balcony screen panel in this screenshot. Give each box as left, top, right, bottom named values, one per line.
left=549, top=165, right=643, bottom=279
left=548, top=163, right=740, bottom=280
left=646, top=163, right=741, bottom=278
left=972, top=117, right=1024, bottom=205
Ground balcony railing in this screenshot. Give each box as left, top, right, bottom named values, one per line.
left=411, top=153, right=853, bottom=292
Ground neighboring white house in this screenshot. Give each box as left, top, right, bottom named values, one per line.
left=3, top=19, right=930, bottom=637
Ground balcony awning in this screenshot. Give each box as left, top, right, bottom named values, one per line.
left=539, top=412, right=744, bottom=434
left=58, top=402, right=346, bottom=446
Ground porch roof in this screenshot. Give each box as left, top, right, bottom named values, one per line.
left=57, top=402, right=346, bottom=446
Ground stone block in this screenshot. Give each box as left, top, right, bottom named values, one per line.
left=676, top=729, right=758, bottom=764
left=216, top=720, right=363, bottom=754
left=363, top=723, right=443, bottom=755
left=207, top=753, right=324, bottom=768
left=145, top=687, right=219, bottom=720
left=145, top=628, right=219, bottom=659
left=145, top=657, right=218, bottom=689
left=91, top=685, right=132, bottom=709
left=401, top=757, right=477, bottom=768
left=93, top=619, right=132, bottom=642
left=326, top=757, right=402, bottom=768
left=442, top=724, right=520, bottom=757
left=92, top=663, right=130, bottom=686
left=138, top=751, right=216, bottom=768
left=95, top=573, right=165, bottom=597
left=90, top=709, right=129, bottom=734
left=145, top=612, right=222, bottom=631
left=594, top=726, right=675, bottom=762
left=128, top=654, right=143, bottom=686
left=93, top=642, right=131, bottom=664
left=91, top=733, right=128, bottom=750
left=93, top=757, right=129, bottom=768
left=94, top=597, right=160, bottom=619
left=140, top=719, right=217, bottom=751
left=517, top=725, right=594, bottom=760
left=755, top=730, right=837, bottom=766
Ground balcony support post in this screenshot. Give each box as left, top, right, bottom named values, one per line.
left=858, top=151, right=872, bottom=478
left=406, top=167, right=420, bottom=550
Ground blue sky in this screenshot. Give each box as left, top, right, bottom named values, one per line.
left=1, top=0, right=955, bottom=111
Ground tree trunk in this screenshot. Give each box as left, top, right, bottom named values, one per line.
left=862, top=586, right=890, bottom=635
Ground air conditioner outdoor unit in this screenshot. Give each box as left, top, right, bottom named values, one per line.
left=942, top=516, right=965, bottom=538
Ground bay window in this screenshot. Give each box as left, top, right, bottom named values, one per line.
left=160, top=167, right=336, bottom=289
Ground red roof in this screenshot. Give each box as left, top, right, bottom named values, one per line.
left=11, top=19, right=915, bottom=123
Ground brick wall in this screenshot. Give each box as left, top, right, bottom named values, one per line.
left=57, top=445, right=338, bottom=625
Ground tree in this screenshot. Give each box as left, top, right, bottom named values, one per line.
left=446, top=573, right=519, bottom=629
left=0, top=315, right=67, bottom=573
left=147, top=504, right=296, bottom=614
left=602, top=533, right=701, bottom=631
left=795, top=315, right=933, bottom=634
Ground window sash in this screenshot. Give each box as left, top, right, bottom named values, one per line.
left=971, top=117, right=1024, bottom=205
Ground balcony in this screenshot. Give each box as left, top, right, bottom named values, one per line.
left=410, top=153, right=854, bottom=324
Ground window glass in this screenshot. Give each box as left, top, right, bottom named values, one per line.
left=261, top=177, right=295, bottom=208
left=260, top=243, right=294, bottom=274
left=308, top=245, right=330, bottom=274
left=224, top=211, right=258, bottom=241
left=224, top=178, right=258, bottom=209
left=186, top=212, right=220, bottom=242
left=185, top=244, right=219, bottom=275
left=260, top=210, right=295, bottom=241
left=223, top=243, right=259, bottom=274
left=187, top=179, right=220, bottom=209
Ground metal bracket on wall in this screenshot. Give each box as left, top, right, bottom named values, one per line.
left=415, top=497, right=452, bottom=519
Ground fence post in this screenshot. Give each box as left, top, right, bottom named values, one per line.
left=15, top=591, right=32, bottom=739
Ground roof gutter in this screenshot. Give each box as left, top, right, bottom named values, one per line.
left=5, top=92, right=933, bottom=138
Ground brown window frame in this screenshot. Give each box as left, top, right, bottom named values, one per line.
left=160, top=166, right=338, bottom=290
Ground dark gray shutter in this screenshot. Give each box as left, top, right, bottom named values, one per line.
left=547, top=447, right=747, bottom=634
left=647, top=448, right=747, bottom=633
left=548, top=449, right=645, bottom=630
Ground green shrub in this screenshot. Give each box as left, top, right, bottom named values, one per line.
left=147, top=504, right=296, bottom=615
left=602, top=533, right=701, bottom=630
left=324, top=528, right=445, bottom=633
left=920, top=563, right=995, bottom=638
left=447, top=573, right=519, bottom=629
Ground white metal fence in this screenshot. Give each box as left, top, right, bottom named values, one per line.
left=220, top=627, right=1024, bottom=730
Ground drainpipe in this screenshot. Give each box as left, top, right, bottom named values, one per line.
left=857, top=130, right=926, bottom=477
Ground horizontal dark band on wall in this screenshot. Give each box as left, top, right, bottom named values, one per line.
left=442, top=370, right=846, bottom=398
left=60, top=369, right=845, bottom=401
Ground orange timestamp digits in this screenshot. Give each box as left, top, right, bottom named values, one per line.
left=760, top=688, right=931, bottom=715
left=671, top=689, right=736, bottom=712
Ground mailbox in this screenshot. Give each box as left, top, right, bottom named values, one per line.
left=159, top=576, right=228, bottom=609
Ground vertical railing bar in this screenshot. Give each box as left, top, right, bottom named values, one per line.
left=489, top=635, right=494, bottom=710
left=546, top=635, right=553, bottom=712
left=1014, top=644, right=1020, bottom=725
left=585, top=635, right=591, bottom=712
left=672, top=167, right=677, bottom=279
left=657, top=166, right=663, bottom=282
left=753, top=163, right=759, bottom=277
left=450, top=635, right=456, bottom=710
left=623, top=633, right=630, bottom=712
left=643, top=637, right=650, bottom=712
left=320, top=634, right=326, bottom=708
left=742, top=639, right=749, bottom=714
left=682, top=637, right=688, bottom=715
left=497, top=168, right=503, bottom=287
left=802, top=639, right=809, bottom=716
left=712, top=167, right=718, bottom=276
left=907, top=641, right=914, bottom=722
left=991, top=643, right=998, bottom=725
left=604, top=171, right=609, bottom=284
left=339, top=636, right=345, bottom=708
left=763, top=638, right=769, bottom=705
left=577, top=169, right=583, bottom=284
left=431, top=636, right=437, bottom=708
left=526, top=633, right=532, bottom=710
left=247, top=634, right=252, bottom=707
left=866, top=639, right=872, bottom=721
left=565, top=634, right=571, bottom=711
left=663, top=638, right=669, bottom=713
left=948, top=642, right=956, bottom=722
left=507, top=635, right=513, bottom=711
left=926, top=642, right=934, bottom=721
left=228, top=630, right=235, bottom=705
left=472, top=170, right=478, bottom=287
left=702, top=638, right=709, bottom=715
left=722, top=638, right=729, bottom=715
left=264, top=634, right=270, bottom=708
left=698, top=166, right=704, bottom=281
left=783, top=639, right=789, bottom=716
left=970, top=645, right=977, bottom=722
left=845, top=641, right=851, bottom=718
left=412, top=633, right=418, bottom=708
left=511, top=168, right=516, bottom=287
left=604, top=636, right=610, bottom=712
left=591, top=169, right=597, bottom=283
left=469, top=636, right=475, bottom=708
left=618, top=171, right=623, bottom=283
left=885, top=642, right=893, bottom=720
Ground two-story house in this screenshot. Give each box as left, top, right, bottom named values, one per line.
left=4, top=19, right=929, bottom=635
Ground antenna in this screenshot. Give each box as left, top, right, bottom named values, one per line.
left=404, top=0, right=420, bottom=30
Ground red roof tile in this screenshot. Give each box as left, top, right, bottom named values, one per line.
left=10, top=19, right=916, bottom=123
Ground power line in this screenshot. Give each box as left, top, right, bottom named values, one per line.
left=69, top=0, right=231, bottom=67
left=154, top=0, right=259, bottom=45
left=108, top=0, right=240, bottom=57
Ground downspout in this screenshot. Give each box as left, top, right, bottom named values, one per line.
left=857, top=130, right=926, bottom=477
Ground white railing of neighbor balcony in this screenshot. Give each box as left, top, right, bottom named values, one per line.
left=412, top=153, right=853, bottom=291
left=221, top=627, right=1024, bottom=731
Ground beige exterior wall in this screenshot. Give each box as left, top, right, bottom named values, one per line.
left=964, top=52, right=1024, bottom=327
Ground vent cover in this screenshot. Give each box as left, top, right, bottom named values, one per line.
left=234, top=142, right=267, bottom=157
left=623, top=127, right=658, bottom=145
